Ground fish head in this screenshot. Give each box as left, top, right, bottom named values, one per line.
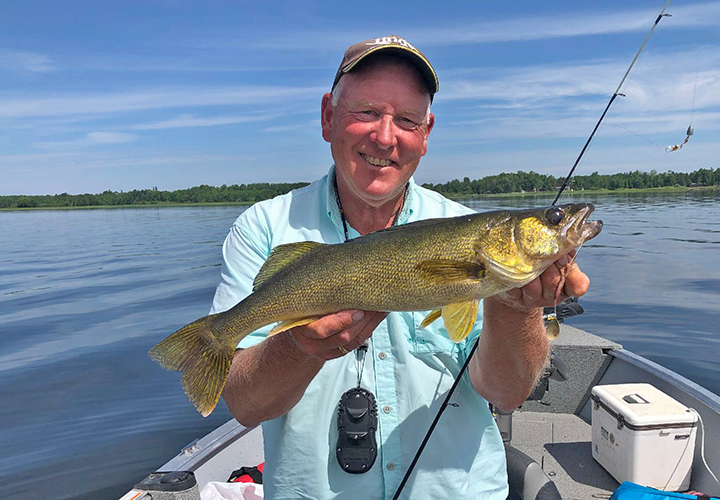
left=515, top=203, right=602, bottom=261
left=476, top=203, right=602, bottom=284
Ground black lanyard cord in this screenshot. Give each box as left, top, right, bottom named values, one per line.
left=332, top=173, right=407, bottom=240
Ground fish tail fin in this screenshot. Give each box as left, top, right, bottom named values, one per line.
left=149, top=315, right=236, bottom=417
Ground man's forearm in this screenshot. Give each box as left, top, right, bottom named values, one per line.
left=222, top=331, right=324, bottom=427
left=469, top=296, right=549, bottom=412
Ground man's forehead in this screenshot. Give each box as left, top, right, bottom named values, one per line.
left=340, top=66, right=430, bottom=104
left=346, top=58, right=428, bottom=91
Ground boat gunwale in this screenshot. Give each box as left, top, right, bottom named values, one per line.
left=159, top=419, right=253, bottom=473
left=610, top=349, right=720, bottom=414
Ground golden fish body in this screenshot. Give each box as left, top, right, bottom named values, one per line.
left=150, top=203, right=602, bottom=416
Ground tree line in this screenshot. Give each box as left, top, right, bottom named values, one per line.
left=0, top=183, right=310, bottom=209
left=422, top=168, right=720, bottom=196
left=2, top=168, right=718, bottom=209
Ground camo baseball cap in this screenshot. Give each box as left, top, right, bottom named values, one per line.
left=332, top=35, right=439, bottom=96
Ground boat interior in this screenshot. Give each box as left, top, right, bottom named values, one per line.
left=127, top=325, right=720, bottom=499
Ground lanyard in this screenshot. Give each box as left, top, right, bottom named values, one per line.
left=332, top=173, right=408, bottom=242
left=331, top=173, right=408, bottom=384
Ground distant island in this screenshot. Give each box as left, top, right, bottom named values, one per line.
left=2, top=168, right=718, bottom=210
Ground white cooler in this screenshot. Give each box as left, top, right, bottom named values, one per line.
left=591, top=383, right=698, bottom=491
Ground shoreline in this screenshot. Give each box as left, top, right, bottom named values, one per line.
left=1, top=185, right=716, bottom=212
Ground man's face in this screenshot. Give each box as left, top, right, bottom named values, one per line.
left=321, top=62, right=435, bottom=207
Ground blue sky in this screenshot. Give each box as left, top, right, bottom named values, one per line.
left=1, top=0, right=718, bottom=195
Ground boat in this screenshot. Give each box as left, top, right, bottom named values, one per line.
left=120, top=306, right=720, bottom=499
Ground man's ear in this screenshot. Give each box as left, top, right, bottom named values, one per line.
left=421, top=113, right=435, bottom=157
left=321, top=93, right=334, bottom=143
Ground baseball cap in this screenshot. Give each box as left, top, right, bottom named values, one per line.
left=331, top=35, right=439, bottom=96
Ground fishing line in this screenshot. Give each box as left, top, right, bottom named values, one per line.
left=665, top=49, right=700, bottom=153
left=609, top=123, right=666, bottom=152
left=552, top=0, right=673, bottom=205
left=547, top=243, right=585, bottom=337
left=688, top=408, right=720, bottom=487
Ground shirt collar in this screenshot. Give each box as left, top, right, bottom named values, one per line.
left=324, top=164, right=418, bottom=232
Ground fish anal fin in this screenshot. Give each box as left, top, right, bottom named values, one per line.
left=442, top=300, right=479, bottom=342
left=268, top=316, right=323, bottom=336
left=416, top=259, right=485, bottom=284
left=419, top=309, right=442, bottom=329
left=253, top=241, right=325, bottom=291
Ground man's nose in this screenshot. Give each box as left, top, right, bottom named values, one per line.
left=371, top=115, right=397, bottom=150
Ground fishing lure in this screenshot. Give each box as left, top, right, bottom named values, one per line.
left=666, top=125, right=694, bottom=152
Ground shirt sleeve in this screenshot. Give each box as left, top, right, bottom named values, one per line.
left=209, top=211, right=274, bottom=349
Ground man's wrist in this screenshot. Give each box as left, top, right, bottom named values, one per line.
left=282, top=330, right=326, bottom=367
left=486, top=294, right=542, bottom=316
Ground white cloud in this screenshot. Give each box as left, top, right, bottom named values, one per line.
left=132, top=113, right=278, bottom=130
left=432, top=45, right=720, bottom=147
left=0, top=85, right=324, bottom=119
left=0, top=48, right=55, bottom=73
left=240, top=2, right=720, bottom=50
left=262, top=119, right=319, bottom=133
left=440, top=47, right=720, bottom=111
left=87, top=132, right=138, bottom=144
left=35, top=132, right=138, bottom=148
left=413, top=2, right=720, bottom=46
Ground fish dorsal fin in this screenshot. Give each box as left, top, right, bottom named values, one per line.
left=416, top=259, right=485, bottom=284
left=442, top=300, right=479, bottom=342
left=253, top=241, right=325, bottom=291
left=361, top=217, right=454, bottom=238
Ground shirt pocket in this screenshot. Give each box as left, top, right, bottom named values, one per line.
left=408, top=310, right=459, bottom=355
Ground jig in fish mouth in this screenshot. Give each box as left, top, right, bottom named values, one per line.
left=564, top=204, right=603, bottom=247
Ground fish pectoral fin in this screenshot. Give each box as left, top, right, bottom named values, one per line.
left=268, top=316, right=324, bottom=336
left=253, top=241, right=325, bottom=291
left=419, top=309, right=442, bottom=329
left=416, top=259, right=485, bottom=284
left=442, top=300, right=479, bottom=342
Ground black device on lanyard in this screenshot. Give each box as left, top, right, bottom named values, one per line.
left=336, top=344, right=378, bottom=473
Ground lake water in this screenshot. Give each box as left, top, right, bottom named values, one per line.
left=1, top=191, right=719, bottom=499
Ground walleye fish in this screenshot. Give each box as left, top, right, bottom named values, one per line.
left=150, top=203, right=602, bottom=416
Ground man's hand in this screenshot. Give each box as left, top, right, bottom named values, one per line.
left=290, top=310, right=388, bottom=360
left=494, top=250, right=590, bottom=311
left=472, top=250, right=591, bottom=410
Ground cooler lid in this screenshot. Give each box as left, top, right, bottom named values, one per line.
left=591, top=383, right=697, bottom=428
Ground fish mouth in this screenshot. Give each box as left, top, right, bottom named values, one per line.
left=566, top=204, right=603, bottom=247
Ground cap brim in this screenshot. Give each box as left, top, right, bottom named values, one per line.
left=339, top=44, right=439, bottom=95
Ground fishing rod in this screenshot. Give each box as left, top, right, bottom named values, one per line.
left=393, top=3, right=674, bottom=498
left=552, top=0, right=673, bottom=205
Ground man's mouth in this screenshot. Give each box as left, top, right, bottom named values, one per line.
left=360, top=153, right=392, bottom=167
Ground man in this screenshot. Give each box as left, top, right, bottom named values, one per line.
left=211, top=35, right=590, bottom=499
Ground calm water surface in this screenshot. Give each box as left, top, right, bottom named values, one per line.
left=1, top=191, right=719, bottom=499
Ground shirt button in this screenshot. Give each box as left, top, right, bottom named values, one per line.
left=378, top=352, right=387, bottom=360
left=387, top=462, right=396, bottom=471
left=383, top=405, right=392, bottom=414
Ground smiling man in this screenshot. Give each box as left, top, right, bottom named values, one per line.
left=211, top=35, right=590, bottom=499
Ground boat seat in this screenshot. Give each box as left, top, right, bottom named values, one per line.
left=506, top=444, right=562, bottom=500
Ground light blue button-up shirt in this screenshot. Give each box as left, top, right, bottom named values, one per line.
left=210, top=166, right=508, bottom=500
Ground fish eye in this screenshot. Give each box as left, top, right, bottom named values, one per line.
left=545, top=207, right=564, bottom=225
